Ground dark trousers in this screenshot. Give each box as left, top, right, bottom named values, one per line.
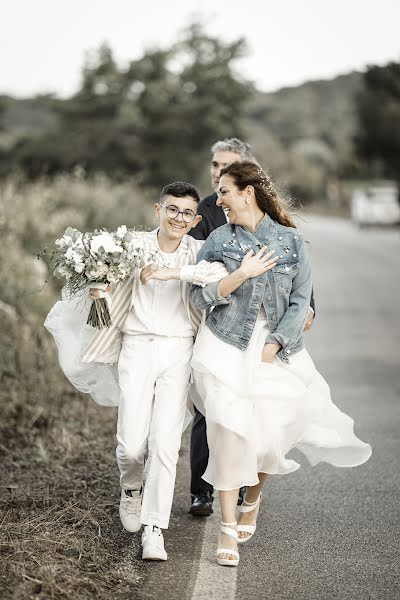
left=190, top=407, right=213, bottom=496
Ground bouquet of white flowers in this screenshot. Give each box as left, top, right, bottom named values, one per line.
left=52, top=225, right=155, bottom=328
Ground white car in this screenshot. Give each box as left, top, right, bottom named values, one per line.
left=351, top=183, right=400, bottom=227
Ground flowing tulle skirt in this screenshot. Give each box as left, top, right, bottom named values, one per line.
left=191, top=314, right=371, bottom=491
left=44, top=291, right=120, bottom=407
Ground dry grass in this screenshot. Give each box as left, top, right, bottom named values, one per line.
left=0, top=389, right=145, bottom=600
left=0, top=175, right=158, bottom=599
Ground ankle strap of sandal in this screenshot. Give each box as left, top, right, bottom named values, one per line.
left=240, top=493, right=262, bottom=512
left=220, top=521, right=238, bottom=539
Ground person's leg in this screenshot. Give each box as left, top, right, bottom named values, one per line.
left=237, top=472, right=268, bottom=540
left=190, top=408, right=214, bottom=496
left=116, top=336, right=156, bottom=490
left=140, top=337, right=193, bottom=530
left=218, top=489, right=240, bottom=562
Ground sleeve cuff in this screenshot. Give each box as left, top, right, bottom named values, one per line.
left=201, top=281, right=231, bottom=306
left=179, top=264, right=196, bottom=283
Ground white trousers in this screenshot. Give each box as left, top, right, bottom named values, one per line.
left=116, top=334, right=193, bottom=529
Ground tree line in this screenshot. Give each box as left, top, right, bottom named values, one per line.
left=0, top=23, right=398, bottom=194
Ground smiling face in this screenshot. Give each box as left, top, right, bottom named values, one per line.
left=155, top=194, right=202, bottom=241
left=216, top=174, right=251, bottom=225
left=210, top=150, right=242, bottom=192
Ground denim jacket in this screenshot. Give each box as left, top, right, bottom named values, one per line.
left=190, top=213, right=312, bottom=362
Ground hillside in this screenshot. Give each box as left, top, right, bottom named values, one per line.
left=0, top=71, right=363, bottom=202
left=249, top=72, right=362, bottom=148
left=1, top=71, right=362, bottom=146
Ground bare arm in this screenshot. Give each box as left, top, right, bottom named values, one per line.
left=139, top=260, right=228, bottom=286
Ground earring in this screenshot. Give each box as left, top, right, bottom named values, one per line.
left=244, top=198, right=250, bottom=204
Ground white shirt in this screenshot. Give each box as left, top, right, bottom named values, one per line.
left=123, top=247, right=194, bottom=337
left=82, top=229, right=229, bottom=364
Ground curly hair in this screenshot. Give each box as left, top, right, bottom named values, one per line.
left=219, top=161, right=296, bottom=228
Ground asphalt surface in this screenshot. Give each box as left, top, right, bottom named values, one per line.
left=126, top=216, right=400, bottom=600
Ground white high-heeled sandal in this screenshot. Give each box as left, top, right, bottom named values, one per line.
left=217, top=521, right=239, bottom=567
left=237, top=493, right=262, bottom=544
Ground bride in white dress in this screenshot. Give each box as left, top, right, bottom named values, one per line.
left=190, top=161, right=371, bottom=567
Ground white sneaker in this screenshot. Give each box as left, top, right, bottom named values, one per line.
left=141, top=525, right=168, bottom=561
left=119, top=489, right=142, bottom=532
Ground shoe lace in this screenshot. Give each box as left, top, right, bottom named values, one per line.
left=122, top=491, right=141, bottom=513
left=143, top=525, right=163, bottom=543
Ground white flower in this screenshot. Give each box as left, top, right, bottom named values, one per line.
left=90, top=234, right=123, bottom=255
left=74, top=264, right=85, bottom=274
left=64, top=247, right=82, bottom=264
left=86, top=264, right=109, bottom=279
left=116, top=225, right=127, bottom=239
left=65, top=247, right=75, bottom=260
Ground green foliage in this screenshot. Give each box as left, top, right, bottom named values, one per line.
left=3, top=24, right=251, bottom=188
left=355, top=62, right=400, bottom=179
left=134, top=23, right=250, bottom=186
left=0, top=96, right=7, bottom=131
left=2, top=32, right=399, bottom=205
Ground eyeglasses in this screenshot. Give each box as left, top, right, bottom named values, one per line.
left=160, top=203, right=197, bottom=223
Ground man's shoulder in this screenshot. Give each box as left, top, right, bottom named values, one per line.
left=198, top=192, right=217, bottom=210
left=200, top=191, right=217, bottom=204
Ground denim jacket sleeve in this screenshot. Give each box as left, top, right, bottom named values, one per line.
left=265, top=236, right=312, bottom=359
left=189, top=234, right=232, bottom=311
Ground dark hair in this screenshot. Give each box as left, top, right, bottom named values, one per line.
left=160, top=181, right=200, bottom=203
left=219, top=161, right=296, bottom=228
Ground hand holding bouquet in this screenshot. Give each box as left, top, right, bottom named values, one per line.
left=52, top=225, right=155, bottom=328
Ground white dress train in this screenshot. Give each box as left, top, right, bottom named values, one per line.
left=191, top=313, right=372, bottom=491
left=44, top=291, right=120, bottom=406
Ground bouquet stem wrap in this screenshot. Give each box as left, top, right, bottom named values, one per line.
left=87, top=283, right=112, bottom=329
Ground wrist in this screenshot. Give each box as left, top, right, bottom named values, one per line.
left=263, top=342, right=281, bottom=355
left=167, top=267, right=180, bottom=281
left=236, top=266, right=250, bottom=282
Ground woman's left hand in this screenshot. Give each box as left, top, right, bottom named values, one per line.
left=261, top=342, right=281, bottom=363
left=303, top=307, right=314, bottom=331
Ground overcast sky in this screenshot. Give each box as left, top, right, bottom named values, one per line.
left=1, top=0, right=399, bottom=98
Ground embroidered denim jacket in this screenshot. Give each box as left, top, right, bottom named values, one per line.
left=190, top=214, right=312, bottom=362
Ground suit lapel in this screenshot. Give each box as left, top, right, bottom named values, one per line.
left=207, top=193, right=226, bottom=228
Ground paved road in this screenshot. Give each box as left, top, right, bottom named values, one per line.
left=126, top=216, right=400, bottom=600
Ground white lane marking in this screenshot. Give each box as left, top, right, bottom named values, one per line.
left=191, top=497, right=237, bottom=600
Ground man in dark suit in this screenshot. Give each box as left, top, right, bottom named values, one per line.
left=189, top=138, right=256, bottom=240
left=188, top=138, right=315, bottom=516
